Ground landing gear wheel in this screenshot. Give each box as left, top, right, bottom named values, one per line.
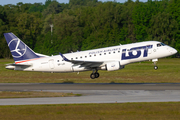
left=95, top=72, right=100, bottom=78
left=90, top=69, right=100, bottom=79
left=90, top=73, right=96, bottom=79
left=154, top=66, right=158, bottom=70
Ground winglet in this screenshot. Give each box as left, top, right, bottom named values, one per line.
left=59, top=53, right=70, bottom=61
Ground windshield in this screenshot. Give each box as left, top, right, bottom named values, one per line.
left=157, top=43, right=166, bottom=47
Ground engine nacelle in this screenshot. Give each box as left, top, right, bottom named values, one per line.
left=106, top=61, right=124, bottom=71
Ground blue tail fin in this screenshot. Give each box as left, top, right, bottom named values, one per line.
left=4, top=32, right=40, bottom=62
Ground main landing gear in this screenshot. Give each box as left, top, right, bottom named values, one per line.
left=152, top=59, right=158, bottom=70
left=90, top=69, right=100, bottom=79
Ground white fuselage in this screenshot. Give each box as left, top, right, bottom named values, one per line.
left=12, top=41, right=177, bottom=72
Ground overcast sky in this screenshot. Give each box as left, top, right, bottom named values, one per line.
left=1, top=0, right=148, bottom=6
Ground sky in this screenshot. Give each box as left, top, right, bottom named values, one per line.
left=1, top=0, right=148, bottom=6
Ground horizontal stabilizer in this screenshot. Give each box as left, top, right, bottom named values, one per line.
left=5, top=63, right=32, bottom=70
left=6, top=63, right=32, bottom=67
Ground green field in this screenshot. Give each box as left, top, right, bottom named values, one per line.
left=0, top=58, right=180, bottom=83
left=0, top=59, right=180, bottom=120
left=0, top=102, right=180, bottom=120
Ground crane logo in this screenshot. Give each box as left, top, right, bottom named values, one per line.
left=8, top=38, right=27, bottom=58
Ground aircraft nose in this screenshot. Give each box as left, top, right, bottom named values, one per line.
left=170, top=48, right=177, bottom=55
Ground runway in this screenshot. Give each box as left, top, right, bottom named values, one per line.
left=0, top=83, right=180, bottom=105
left=1, top=83, right=180, bottom=91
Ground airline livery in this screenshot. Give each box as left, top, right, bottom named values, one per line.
left=4, top=32, right=177, bottom=79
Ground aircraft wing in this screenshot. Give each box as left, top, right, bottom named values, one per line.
left=59, top=53, right=104, bottom=68
left=71, top=60, right=103, bottom=68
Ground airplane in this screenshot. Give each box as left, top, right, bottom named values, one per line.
left=4, top=32, right=177, bottom=79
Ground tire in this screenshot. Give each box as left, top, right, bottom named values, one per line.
left=95, top=72, right=100, bottom=78
left=154, top=66, right=158, bottom=70
left=90, top=73, right=96, bottom=79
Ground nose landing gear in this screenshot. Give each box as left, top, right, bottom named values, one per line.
left=152, top=59, right=158, bottom=70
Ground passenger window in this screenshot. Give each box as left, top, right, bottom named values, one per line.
left=89, top=55, right=91, bottom=57
left=113, top=51, right=115, bottom=53
left=71, top=58, right=73, bottom=60
left=104, top=53, right=106, bottom=55
left=85, top=56, right=87, bottom=58
left=76, top=57, right=78, bottom=59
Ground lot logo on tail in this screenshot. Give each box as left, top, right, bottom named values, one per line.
left=8, top=38, right=27, bottom=58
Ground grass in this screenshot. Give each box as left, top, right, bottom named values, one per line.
left=0, top=102, right=180, bottom=120
left=0, top=58, right=180, bottom=83
left=0, top=91, right=81, bottom=99
left=0, top=59, right=180, bottom=119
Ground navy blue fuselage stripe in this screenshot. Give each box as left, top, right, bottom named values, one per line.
left=122, top=45, right=153, bottom=60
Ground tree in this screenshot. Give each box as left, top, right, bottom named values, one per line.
left=148, top=12, right=179, bottom=46
left=42, top=1, right=63, bottom=18
left=15, top=12, right=42, bottom=49
left=28, top=3, right=44, bottom=13
left=69, top=0, right=98, bottom=7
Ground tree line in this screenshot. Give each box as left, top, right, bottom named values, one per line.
left=0, top=0, right=180, bottom=58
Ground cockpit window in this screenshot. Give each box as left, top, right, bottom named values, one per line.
left=161, top=43, right=166, bottom=46
left=157, top=43, right=166, bottom=47
left=157, top=43, right=161, bottom=47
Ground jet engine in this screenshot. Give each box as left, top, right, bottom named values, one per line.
left=105, top=61, right=124, bottom=71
